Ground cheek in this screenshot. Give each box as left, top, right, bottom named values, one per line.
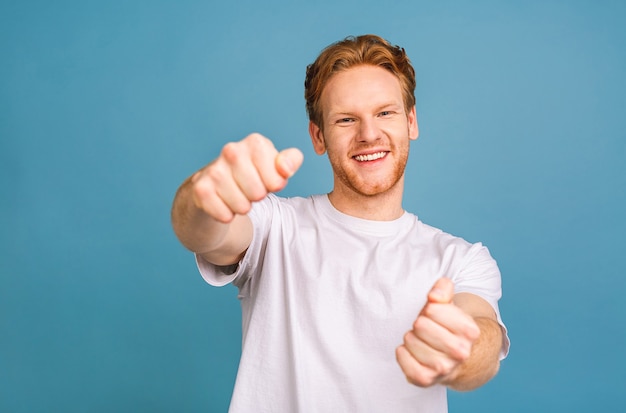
left=322, top=132, right=344, bottom=153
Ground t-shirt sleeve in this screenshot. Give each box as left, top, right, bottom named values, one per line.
left=451, top=243, right=511, bottom=359
left=195, top=254, right=241, bottom=287
left=194, top=196, right=272, bottom=289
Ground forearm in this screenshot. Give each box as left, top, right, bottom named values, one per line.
left=442, top=317, right=503, bottom=391
left=171, top=176, right=251, bottom=265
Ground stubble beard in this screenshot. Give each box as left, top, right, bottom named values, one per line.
left=328, top=138, right=410, bottom=198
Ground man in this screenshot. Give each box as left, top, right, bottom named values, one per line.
left=171, top=34, right=509, bottom=412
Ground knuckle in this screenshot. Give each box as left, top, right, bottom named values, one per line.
left=192, top=177, right=214, bottom=203
left=204, top=168, right=227, bottom=188
left=432, top=357, right=454, bottom=377
left=246, top=133, right=271, bottom=151
left=221, top=142, right=242, bottom=163
left=204, top=159, right=233, bottom=184
left=407, top=369, right=435, bottom=388
left=449, top=338, right=472, bottom=361
left=422, top=302, right=441, bottom=318
left=412, top=316, right=426, bottom=332
left=249, top=134, right=279, bottom=162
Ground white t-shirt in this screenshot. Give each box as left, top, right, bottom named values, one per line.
left=197, top=194, right=509, bottom=413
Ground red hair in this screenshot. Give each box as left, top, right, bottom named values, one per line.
left=304, top=34, right=416, bottom=127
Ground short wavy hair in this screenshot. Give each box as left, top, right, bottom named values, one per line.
left=304, top=34, right=416, bottom=128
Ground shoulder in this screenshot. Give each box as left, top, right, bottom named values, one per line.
left=248, top=194, right=324, bottom=229
left=407, top=218, right=498, bottom=274
left=410, top=217, right=475, bottom=251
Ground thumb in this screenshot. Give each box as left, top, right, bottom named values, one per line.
left=427, top=278, right=454, bottom=304
left=275, top=147, right=304, bottom=178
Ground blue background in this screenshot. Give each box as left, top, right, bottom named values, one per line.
left=2, top=0, right=625, bottom=412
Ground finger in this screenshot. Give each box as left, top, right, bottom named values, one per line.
left=222, top=142, right=272, bottom=202
left=395, top=345, right=440, bottom=387
left=245, top=135, right=290, bottom=193
left=275, top=147, right=304, bottom=179
left=401, top=330, right=458, bottom=378
left=214, top=172, right=253, bottom=216
left=427, top=277, right=454, bottom=304
left=411, top=313, right=473, bottom=361
left=421, top=302, right=481, bottom=340
left=192, top=171, right=237, bottom=223
left=194, top=159, right=253, bottom=220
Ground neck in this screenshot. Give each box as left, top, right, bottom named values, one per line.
left=327, top=182, right=405, bottom=221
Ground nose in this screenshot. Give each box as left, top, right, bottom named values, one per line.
left=358, top=118, right=381, bottom=143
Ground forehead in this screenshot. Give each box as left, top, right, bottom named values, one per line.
left=321, top=65, right=404, bottom=114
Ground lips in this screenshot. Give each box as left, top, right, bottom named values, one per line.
left=353, top=151, right=388, bottom=162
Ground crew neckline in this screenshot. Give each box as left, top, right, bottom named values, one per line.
left=312, top=194, right=415, bottom=237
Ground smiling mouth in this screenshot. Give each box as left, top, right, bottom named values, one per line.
left=353, top=151, right=388, bottom=162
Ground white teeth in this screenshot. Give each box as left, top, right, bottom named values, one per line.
left=354, top=152, right=386, bottom=162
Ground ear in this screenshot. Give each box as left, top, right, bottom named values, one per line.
left=408, top=106, right=419, bottom=141
left=309, top=121, right=327, bottom=155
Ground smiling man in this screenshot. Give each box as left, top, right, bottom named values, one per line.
left=171, top=34, right=509, bottom=412
left=309, top=64, right=417, bottom=219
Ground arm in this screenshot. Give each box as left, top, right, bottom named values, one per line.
left=446, top=292, right=503, bottom=391
left=396, top=278, right=504, bottom=391
left=171, top=133, right=303, bottom=265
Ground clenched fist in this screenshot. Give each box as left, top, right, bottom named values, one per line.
left=191, top=133, right=304, bottom=223
left=396, top=278, right=481, bottom=388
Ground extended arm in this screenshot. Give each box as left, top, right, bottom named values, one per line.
left=171, top=133, right=303, bottom=265
left=396, top=278, right=504, bottom=391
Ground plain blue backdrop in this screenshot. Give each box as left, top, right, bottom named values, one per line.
left=2, top=0, right=625, bottom=412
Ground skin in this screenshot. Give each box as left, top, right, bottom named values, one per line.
left=170, top=64, right=503, bottom=391
left=171, top=133, right=302, bottom=265
left=308, top=65, right=418, bottom=220
left=396, top=278, right=503, bottom=391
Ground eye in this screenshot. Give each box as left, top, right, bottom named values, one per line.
left=336, top=117, right=355, bottom=124
left=378, top=111, right=394, bottom=117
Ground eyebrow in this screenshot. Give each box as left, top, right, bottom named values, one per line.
left=328, top=102, right=403, bottom=117
left=374, top=102, right=403, bottom=112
